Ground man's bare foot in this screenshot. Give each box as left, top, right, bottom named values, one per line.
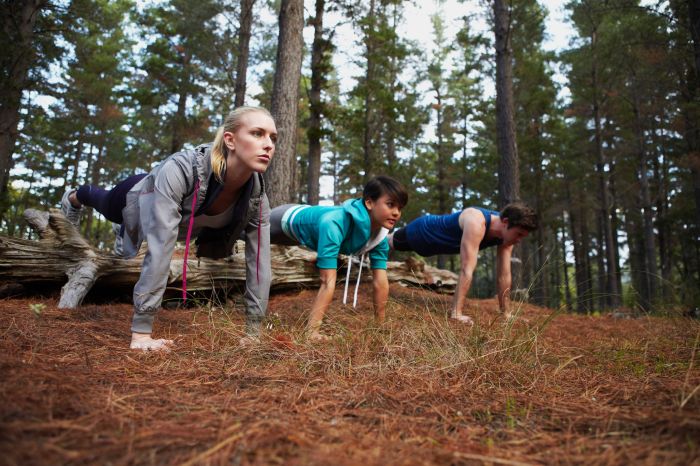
left=130, top=333, right=174, bottom=351
left=449, top=314, right=474, bottom=325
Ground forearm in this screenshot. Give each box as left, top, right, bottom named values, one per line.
left=497, top=276, right=511, bottom=312
left=132, top=240, right=177, bottom=334
left=244, top=200, right=271, bottom=333
left=451, top=271, right=473, bottom=316
left=308, top=271, right=336, bottom=332
left=372, top=269, right=389, bottom=323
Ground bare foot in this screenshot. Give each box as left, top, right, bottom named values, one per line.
left=130, top=333, right=174, bottom=351
left=449, top=314, right=474, bottom=325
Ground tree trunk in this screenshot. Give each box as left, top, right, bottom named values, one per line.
left=70, top=131, right=86, bottom=188
left=551, top=230, right=560, bottom=309
left=567, top=181, right=592, bottom=313
left=650, top=118, right=672, bottom=302
left=493, top=0, right=519, bottom=208
left=595, top=213, right=607, bottom=309
left=306, top=0, right=326, bottom=205
left=436, top=91, right=449, bottom=270
left=590, top=30, right=620, bottom=308
left=686, top=0, right=700, bottom=236
left=461, top=113, right=469, bottom=210
left=632, top=92, right=659, bottom=308
left=608, top=158, right=624, bottom=302
left=624, top=205, right=649, bottom=310
left=386, top=5, right=399, bottom=173
left=0, top=0, right=46, bottom=221
left=234, top=0, right=256, bottom=108
left=532, top=131, right=547, bottom=306
left=362, top=0, right=377, bottom=184
left=171, top=67, right=190, bottom=154
left=493, top=0, right=521, bottom=292
left=84, top=142, right=105, bottom=238
left=560, top=223, right=572, bottom=310
left=690, top=0, right=700, bottom=79
left=266, top=0, right=304, bottom=208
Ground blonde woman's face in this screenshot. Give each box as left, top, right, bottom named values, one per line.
left=223, top=111, right=277, bottom=173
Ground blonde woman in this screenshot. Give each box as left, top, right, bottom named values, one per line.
left=61, top=106, right=276, bottom=351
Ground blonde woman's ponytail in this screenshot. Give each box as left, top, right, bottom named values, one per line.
left=211, top=126, right=227, bottom=182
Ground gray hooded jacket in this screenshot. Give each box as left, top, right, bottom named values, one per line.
left=120, top=144, right=271, bottom=334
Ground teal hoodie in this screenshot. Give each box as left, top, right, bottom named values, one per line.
left=285, top=198, right=389, bottom=269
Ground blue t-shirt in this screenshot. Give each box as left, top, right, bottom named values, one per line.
left=404, top=207, right=502, bottom=257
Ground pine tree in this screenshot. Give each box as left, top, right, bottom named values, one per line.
left=266, top=0, right=304, bottom=207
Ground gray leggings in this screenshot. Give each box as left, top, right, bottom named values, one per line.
left=270, top=204, right=300, bottom=246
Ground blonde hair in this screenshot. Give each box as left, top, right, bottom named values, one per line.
left=211, top=106, right=273, bottom=182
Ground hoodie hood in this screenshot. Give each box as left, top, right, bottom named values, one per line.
left=340, top=198, right=389, bottom=254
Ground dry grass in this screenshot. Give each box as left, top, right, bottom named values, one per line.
left=0, top=284, right=699, bottom=465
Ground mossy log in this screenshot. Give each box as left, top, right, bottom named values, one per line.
left=0, top=209, right=457, bottom=307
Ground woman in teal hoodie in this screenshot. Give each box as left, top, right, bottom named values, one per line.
left=270, top=176, right=408, bottom=341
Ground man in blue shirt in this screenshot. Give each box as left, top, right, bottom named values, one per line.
left=390, top=203, right=538, bottom=324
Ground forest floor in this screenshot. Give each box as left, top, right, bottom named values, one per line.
left=0, top=283, right=699, bottom=466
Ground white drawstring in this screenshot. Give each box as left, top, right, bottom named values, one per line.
left=342, top=253, right=365, bottom=308
left=343, top=255, right=352, bottom=305
left=342, top=227, right=389, bottom=308
left=353, top=254, right=365, bottom=307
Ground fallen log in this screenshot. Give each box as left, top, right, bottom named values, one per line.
left=0, top=209, right=457, bottom=307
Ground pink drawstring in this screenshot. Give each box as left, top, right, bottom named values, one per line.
left=182, top=180, right=200, bottom=302
left=256, top=200, right=262, bottom=284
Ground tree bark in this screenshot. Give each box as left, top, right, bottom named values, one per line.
left=234, top=0, right=256, bottom=108
left=624, top=205, right=649, bottom=310
left=493, top=0, right=520, bottom=208
left=686, top=0, right=700, bottom=234
left=590, top=30, right=620, bottom=308
left=493, top=0, right=521, bottom=292
left=266, top=0, right=304, bottom=208
left=362, top=0, right=377, bottom=184
left=0, top=0, right=46, bottom=221
left=306, top=0, right=326, bottom=205
left=560, top=223, right=572, bottom=310
left=632, top=91, right=659, bottom=308
left=567, top=182, right=592, bottom=313
left=595, top=213, right=607, bottom=309
left=608, top=158, right=624, bottom=301
left=435, top=91, right=449, bottom=270
left=171, top=60, right=191, bottom=154
left=690, top=0, right=700, bottom=79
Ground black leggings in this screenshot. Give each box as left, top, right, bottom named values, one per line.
left=75, top=174, right=147, bottom=224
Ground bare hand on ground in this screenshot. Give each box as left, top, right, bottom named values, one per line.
left=449, top=314, right=474, bottom=325
left=130, top=333, right=174, bottom=351
left=308, top=332, right=331, bottom=342
left=239, top=335, right=260, bottom=347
